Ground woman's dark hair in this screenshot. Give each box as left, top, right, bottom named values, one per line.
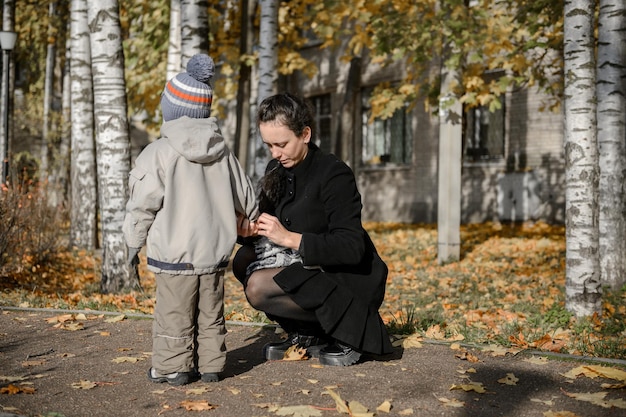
left=256, top=92, right=316, bottom=140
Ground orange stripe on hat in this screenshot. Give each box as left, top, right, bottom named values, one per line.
left=166, top=82, right=212, bottom=105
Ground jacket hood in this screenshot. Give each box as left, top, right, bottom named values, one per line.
left=160, top=116, right=225, bottom=164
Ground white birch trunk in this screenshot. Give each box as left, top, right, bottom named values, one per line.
left=180, top=0, right=209, bottom=67
left=234, top=0, right=255, bottom=167
left=252, top=0, right=278, bottom=181
left=166, top=0, right=182, bottom=80
left=597, top=0, right=626, bottom=291
left=563, top=0, right=602, bottom=317
left=88, top=0, right=139, bottom=292
left=41, top=1, right=56, bottom=180
left=70, top=0, right=98, bottom=250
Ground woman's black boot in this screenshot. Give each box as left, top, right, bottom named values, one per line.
left=263, top=319, right=329, bottom=360
left=318, top=341, right=362, bottom=366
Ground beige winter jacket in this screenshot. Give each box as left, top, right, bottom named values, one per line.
left=123, top=116, right=258, bottom=275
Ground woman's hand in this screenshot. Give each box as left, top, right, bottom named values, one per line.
left=237, top=214, right=258, bottom=237
left=257, top=213, right=302, bottom=250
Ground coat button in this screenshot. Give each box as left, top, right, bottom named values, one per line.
left=288, top=190, right=293, bottom=196
left=284, top=218, right=291, bottom=225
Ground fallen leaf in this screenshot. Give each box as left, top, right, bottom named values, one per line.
left=61, top=322, right=84, bottom=331
left=180, top=399, right=216, bottom=411
left=543, top=411, right=581, bottom=417
left=0, top=376, right=28, bottom=382
left=71, top=380, right=97, bottom=390
left=105, top=314, right=126, bottom=323
left=561, top=390, right=626, bottom=409
left=0, top=384, right=35, bottom=395
left=498, top=373, right=519, bottom=385
left=376, top=400, right=392, bottom=413
left=111, top=356, right=145, bottom=363
left=450, top=382, right=486, bottom=393
left=283, top=345, right=308, bottom=361
left=436, top=397, right=465, bottom=408
left=227, top=387, right=241, bottom=395
left=186, top=387, right=211, bottom=395
left=274, top=405, right=322, bottom=416
left=347, top=400, right=374, bottom=417
left=324, top=388, right=351, bottom=414
left=455, top=351, right=480, bottom=363
left=398, top=409, right=414, bottom=415
left=531, top=398, right=554, bottom=406
left=21, top=360, right=46, bottom=367
left=525, top=356, right=549, bottom=365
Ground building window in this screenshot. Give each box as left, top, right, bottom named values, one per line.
left=464, top=102, right=505, bottom=161
left=309, top=94, right=332, bottom=154
left=361, top=88, right=413, bottom=166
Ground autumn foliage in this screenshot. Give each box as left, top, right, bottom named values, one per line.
left=1, top=184, right=624, bottom=359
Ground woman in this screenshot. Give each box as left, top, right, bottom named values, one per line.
left=235, top=93, right=393, bottom=366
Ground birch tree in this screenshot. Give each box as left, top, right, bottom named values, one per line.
left=252, top=0, right=278, bottom=181
left=596, top=0, right=626, bottom=291
left=563, top=0, right=602, bottom=317
left=88, top=0, right=139, bottom=292
left=69, top=0, right=97, bottom=250
left=40, top=1, right=57, bottom=181
left=166, top=0, right=182, bottom=79
left=180, top=0, right=209, bottom=67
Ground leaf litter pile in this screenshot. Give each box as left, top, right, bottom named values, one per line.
left=1, top=221, right=625, bottom=359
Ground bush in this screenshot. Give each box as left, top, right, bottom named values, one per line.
left=0, top=180, right=68, bottom=277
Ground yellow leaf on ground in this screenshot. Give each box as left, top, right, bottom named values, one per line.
left=531, top=398, right=553, bottom=406
left=376, top=400, right=392, bottom=413
left=180, top=399, right=216, bottom=411
left=0, top=384, right=35, bottom=395
left=525, top=356, right=549, bottom=365
left=71, top=380, right=97, bottom=390
left=283, top=345, right=308, bottom=361
left=186, top=387, right=211, bottom=395
left=437, top=397, right=465, bottom=408
left=324, top=388, right=351, bottom=414
left=0, top=376, right=28, bottom=382
left=105, top=314, right=126, bottom=323
left=111, top=356, right=144, bottom=363
left=348, top=400, right=374, bottom=417
left=274, top=405, right=322, bottom=416
left=497, top=373, right=519, bottom=385
left=581, top=365, right=626, bottom=382
left=398, top=409, right=414, bottom=415
left=543, top=411, right=581, bottom=417
left=561, top=390, right=626, bottom=409
left=450, top=382, right=486, bottom=393
left=61, top=322, right=84, bottom=331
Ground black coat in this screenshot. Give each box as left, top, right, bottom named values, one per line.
left=269, top=144, right=393, bottom=355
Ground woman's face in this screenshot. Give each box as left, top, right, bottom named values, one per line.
left=259, top=121, right=311, bottom=169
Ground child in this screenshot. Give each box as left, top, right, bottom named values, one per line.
left=123, top=54, right=258, bottom=385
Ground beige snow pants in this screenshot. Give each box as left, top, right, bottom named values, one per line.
left=152, top=271, right=226, bottom=374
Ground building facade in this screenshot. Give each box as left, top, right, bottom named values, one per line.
left=274, top=42, right=566, bottom=225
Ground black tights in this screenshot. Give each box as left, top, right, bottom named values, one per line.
left=232, top=245, right=317, bottom=322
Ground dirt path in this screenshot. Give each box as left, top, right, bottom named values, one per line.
left=1, top=309, right=624, bottom=417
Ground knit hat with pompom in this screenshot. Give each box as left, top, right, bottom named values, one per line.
left=161, top=54, right=215, bottom=121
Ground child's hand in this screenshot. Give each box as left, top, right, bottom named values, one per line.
left=237, top=214, right=258, bottom=237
